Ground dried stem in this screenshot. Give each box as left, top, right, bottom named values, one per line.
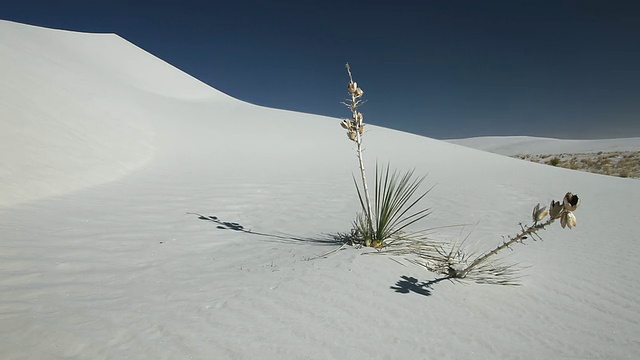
left=455, top=218, right=554, bottom=278
left=346, top=63, right=374, bottom=236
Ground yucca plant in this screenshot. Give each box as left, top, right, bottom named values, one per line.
left=340, top=64, right=432, bottom=248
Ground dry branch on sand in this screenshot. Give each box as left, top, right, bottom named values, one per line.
left=415, top=192, right=581, bottom=285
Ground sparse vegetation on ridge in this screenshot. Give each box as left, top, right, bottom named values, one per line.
left=512, top=151, right=640, bottom=179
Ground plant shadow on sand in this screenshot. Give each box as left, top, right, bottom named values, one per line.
left=390, top=275, right=453, bottom=297
left=188, top=212, right=346, bottom=247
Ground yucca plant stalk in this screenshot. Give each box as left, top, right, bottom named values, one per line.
left=343, top=63, right=374, bottom=238
left=453, top=218, right=553, bottom=278
left=355, top=129, right=373, bottom=235
left=340, top=64, right=432, bottom=248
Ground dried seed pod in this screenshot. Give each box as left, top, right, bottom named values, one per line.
left=566, top=212, right=577, bottom=228
left=549, top=200, right=563, bottom=219
left=561, top=211, right=577, bottom=229
left=340, top=119, right=350, bottom=129
left=348, top=81, right=358, bottom=94
left=532, top=203, right=548, bottom=222
left=355, top=88, right=364, bottom=97
left=347, top=130, right=357, bottom=141
left=355, top=112, right=363, bottom=124
left=359, top=125, right=364, bottom=135
left=563, top=192, right=580, bottom=211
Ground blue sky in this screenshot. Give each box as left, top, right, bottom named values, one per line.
left=3, top=0, right=639, bottom=139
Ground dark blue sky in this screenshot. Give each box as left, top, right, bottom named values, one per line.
left=3, top=0, right=640, bottom=139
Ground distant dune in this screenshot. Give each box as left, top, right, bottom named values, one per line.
left=447, top=135, right=640, bottom=155
left=448, top=136, right=640, bottom=178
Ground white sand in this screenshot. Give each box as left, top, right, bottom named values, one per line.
left=1, top=20, right=639, bottom=359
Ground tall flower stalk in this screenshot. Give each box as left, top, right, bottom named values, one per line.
left=341, top=63, right=374, bottom=239
left=340, top=64, right=431, bottom=248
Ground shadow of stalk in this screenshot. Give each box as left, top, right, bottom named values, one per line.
left=188, top=212, right=346, bottom=246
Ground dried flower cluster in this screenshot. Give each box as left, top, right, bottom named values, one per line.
left=340, top=64, right=366, bottom=142
left=533, top=192, right=579, bottom=229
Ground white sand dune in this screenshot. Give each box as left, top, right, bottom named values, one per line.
left=1, top=20, right=639, bottom=359
left=448, top=136, right=640, bottom=156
